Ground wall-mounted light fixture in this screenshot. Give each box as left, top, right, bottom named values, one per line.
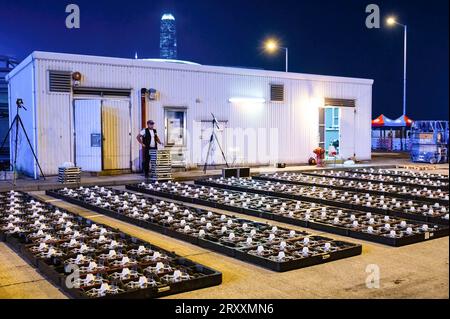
left=72, top=71, right=82, bottom=87
left=148, top=88, right=158, bottom=101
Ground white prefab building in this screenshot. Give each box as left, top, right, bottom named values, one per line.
left=6, top=51, right=373, bottom=177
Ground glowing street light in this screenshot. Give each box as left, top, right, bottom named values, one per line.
left=264, top=38, right=289, bottom=72
left=386, top=16, right=408, bottom=116
left=265, top=39, right=279, bottom=52
left=386, top=17, right=397, bottom=26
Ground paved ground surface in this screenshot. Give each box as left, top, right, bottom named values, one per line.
left=0, top=155, right=448, bottom=299
left=1, top=185, right=448, bottom=298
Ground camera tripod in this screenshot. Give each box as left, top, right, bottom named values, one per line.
left=0, top=99, right=46, bottom=185
left=203, top=113, right=229, bottom=173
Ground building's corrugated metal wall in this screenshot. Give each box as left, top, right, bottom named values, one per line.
left=7, top=61, right=37, bottom=176
left=34, top=60, right=72, bottom=175
left=20, top=55, right=372, bottom=175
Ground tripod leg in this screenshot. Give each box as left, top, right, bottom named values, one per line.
left=203, top=134, right=214, bottom=173
left=13, top=114, right=20, bottom=185
left=213, top=132, right=229, bottom=167
left=14, top=114, right=19, bottom=167
left=17, top=116, right=46, bottom=180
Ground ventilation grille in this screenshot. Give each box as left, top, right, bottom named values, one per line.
left=73, top=87, right=131, bottom=97
left=325, top=98, right=355, bottom=108
left=48, top=70, right=72, bottom=93
left=270, top=84, right=284, bottom=102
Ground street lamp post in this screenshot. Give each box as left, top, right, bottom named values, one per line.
left=284, top=47, right=288, bottom=73
left=387, top=17, right=408, bottom=116
left=264, top=39, right=289, bottom=72
left=402, top=25, right=407, bottom=116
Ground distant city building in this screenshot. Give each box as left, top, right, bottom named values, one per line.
left=0, top=55, right=18, bottom=166
left=160, top=13, right=177, bottom=59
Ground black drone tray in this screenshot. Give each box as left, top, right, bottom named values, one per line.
left=253, top=175, right=449, bottom=206
left=1, top=233, right=222, bottom=300
left=301, top=171, right=449, bottom=190
left=125, top=185, right=449, bottom=247
left=0, top=194, right=222, bottom=299
left=46, top=189, right=362, bottom=272
left=34, top=249, right=220, bottom=300
left=194, top=180, right=448, bottom=226
left=343, top=168, right=449, bottom=182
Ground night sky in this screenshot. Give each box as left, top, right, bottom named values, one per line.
left=0, top=0, right=448, bottom=120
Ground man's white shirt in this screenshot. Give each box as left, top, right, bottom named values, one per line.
left=140, top=129, right=156, bottom=148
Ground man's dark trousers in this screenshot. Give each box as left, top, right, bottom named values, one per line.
left=142, top=146, right=157, bottom=177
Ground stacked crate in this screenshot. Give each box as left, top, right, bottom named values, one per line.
left=149, top=149, right=172, bottom=180
left=58, top=166, right=81, bottom=184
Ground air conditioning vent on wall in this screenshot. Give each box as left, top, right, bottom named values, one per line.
left=48, top=70, right=72, bottom=93
left=270, top=84, right=284, bottom=102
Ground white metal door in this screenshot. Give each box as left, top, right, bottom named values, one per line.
left=102, top=99, right=131, bottom=170
left=318, top=108, right=325, bottom=150
left=74, top=99, right=102, bottom=172
left=339, top=107, right=356, bottom=159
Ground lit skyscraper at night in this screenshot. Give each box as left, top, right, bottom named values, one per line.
left=160, top=13, right=177, bottom=59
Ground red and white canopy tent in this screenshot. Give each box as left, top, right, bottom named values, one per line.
left=372, top=114, right=414, bottom=151
left=392, top=115, right=414, bottom=127
left=372, top=114, right=394, bottom=127
left=372, top=114, right=414, bottom=128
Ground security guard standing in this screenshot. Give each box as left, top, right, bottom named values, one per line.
left=136, top=120, right=162, bottom=178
